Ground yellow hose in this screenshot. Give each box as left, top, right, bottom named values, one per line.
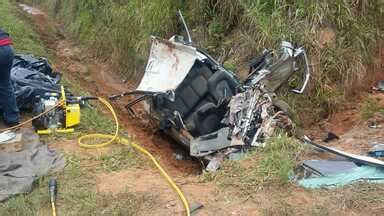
left=0, top=100, right=65, bottom=133
left=51, top=202, right=57, bottom=216
left=77, top=98, right=119, bottom=149
left=78, top=98, right=191, bottom=216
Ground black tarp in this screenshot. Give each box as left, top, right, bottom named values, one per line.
left=11, top=54, right=61, bottom=110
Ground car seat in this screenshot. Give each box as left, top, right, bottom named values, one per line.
left=156, top=62, right=239, bottom=137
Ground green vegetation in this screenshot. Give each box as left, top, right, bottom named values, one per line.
left=22, top=0, right=383, bottom=124
left=256, top=183, right=384, bottom=215
left=361, top=98, right=384, bottom=119
left=0, top=0, right=45, bottom=55
left=0, top=1, right=148, bottom=214
left=98, top=147, right=144, bottom=172
left=23, top=0, right=183, bottom=78
left=79, top=108, right=116, bottom=134
left=202, top=134, right=303, bottom=196
left=0, top=154, right=151, bottom=215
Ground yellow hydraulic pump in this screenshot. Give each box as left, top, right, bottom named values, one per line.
left=32, top=86, right=92, bottom=134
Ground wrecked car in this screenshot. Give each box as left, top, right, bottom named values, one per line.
left=110, top=12, right=310, bottom=168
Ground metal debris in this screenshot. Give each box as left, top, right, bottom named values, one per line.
left=368, top=144, right=384, bottom=158
left=301, top=160, right=358, bottom=177
left=0, top=131, right=16, bottom=143
left=377, top=81, right=384, bottom=91
left=228, top=87, right=294, bottom=147
left=303, top=136, right=384, bottom=168
left=323, top=132, right=339, bottom=143
left=205, top=157, right=222, bottom=172
left=298, top=166, right=384, bottom=189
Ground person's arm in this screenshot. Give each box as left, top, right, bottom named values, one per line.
left=0, top=29, right=12, bottom=46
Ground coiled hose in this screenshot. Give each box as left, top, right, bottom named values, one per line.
left=78, top=98, right=191, bottom=216
left=0, top=98, right=190, bottom=216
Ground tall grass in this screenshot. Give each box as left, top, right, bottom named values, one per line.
left=201, top=134, right=303, bottom=196
left=21, top=0, right=383, bottom=122
left=0, top=0, right=45, bottom=55
left=190, top=0, right=382, bottom=123
left=24, top=0, right=182, bottom=78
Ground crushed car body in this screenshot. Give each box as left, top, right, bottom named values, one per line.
left=110, top=14, right=310, bottom=169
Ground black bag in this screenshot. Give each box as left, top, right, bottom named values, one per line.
left=11, top=54, right=62, bottom=110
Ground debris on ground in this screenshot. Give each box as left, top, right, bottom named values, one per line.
left=368, top=122, right=382, bottom=129
left=295, top=135, right=384, bottom=189
left=322, top=132, right=339, bottom=143
left=379, top=81, right=384, bottom=91
left=373, top=80, right=384, bottom=92
left=298, top=165, right=384, bottom=189
left=367, top=112, right=384, bottom=128
left=19, top=3, right=44, bottom=16
left=0, top=128, right=65, bottom=201
left=368, top=143, right=384, bottom=158
left=189, top=202, right=204, bottom=214
left=303, top=137, right=384, bottom=168
left=0, top=130, right=16, bottom=143
left=300, top=160, right=358, bottom=177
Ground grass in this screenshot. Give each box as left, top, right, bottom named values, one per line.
left=199, top=133, right=384, bottom=214
left=331, top=183, right=384, bottom=211
left=98, top=147, right=144, bottom=172
left=0, top=177, right=51, bottom=215
left=0, top=0, right=45, bottom=55
left=361, top=98, right=384, bottom=120
left=0, top=1, right=149, bottom=214
left=0, top=154, right=152, bottom=215
left=257, top=183, right=384, bottom=216
left=96, top=189, right=154, bottom=216
left=55, top=154, right=152, bottom=216
left=22, top=0, right=383, bottom=124
left=202, top=134, right=304, bottom=197
left=24, top=0, right=183, bottom=79
left=79, top=108, right=116, bottom=134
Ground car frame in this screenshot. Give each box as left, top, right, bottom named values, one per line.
left=110, top=11, right=310, bottom=165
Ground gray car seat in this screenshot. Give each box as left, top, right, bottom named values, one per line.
left=207, top=70, right=238, bottom=102
left=186, top=70, right=239, bottom=136
left=157, top=62, right=238, bottom=137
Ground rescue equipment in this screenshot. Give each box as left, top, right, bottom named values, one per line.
left=32, top=86, right=96, bottom=134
